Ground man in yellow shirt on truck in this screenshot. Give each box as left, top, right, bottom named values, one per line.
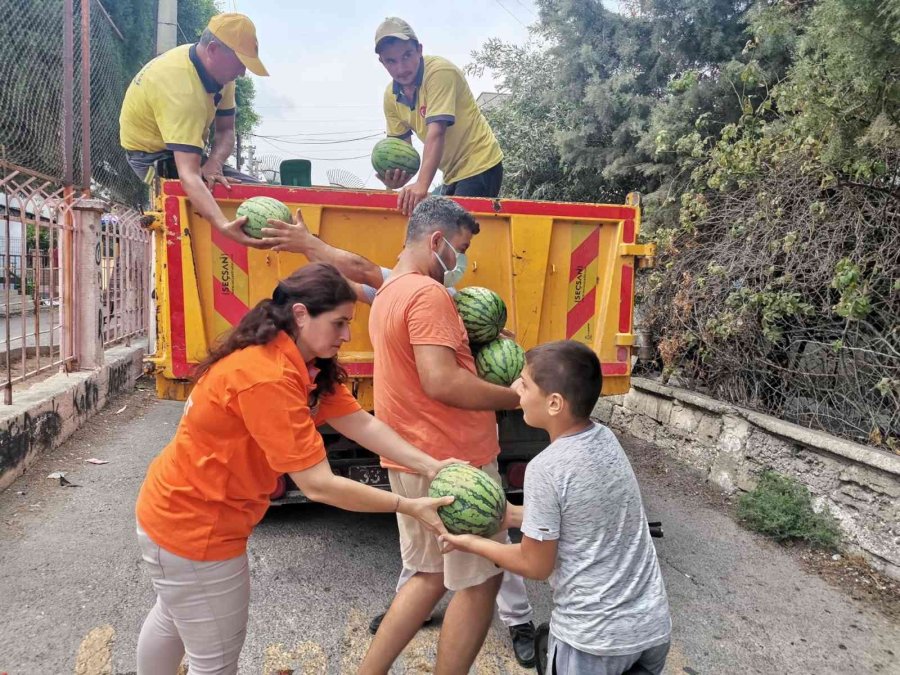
left=375, top=17, right=505, bottom=216
left=119, top=13, right=268, bottom=248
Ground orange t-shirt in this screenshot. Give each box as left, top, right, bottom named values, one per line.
left=136, top=331, right=361, bottom=561
left=369, top=272, right=499, bottom=472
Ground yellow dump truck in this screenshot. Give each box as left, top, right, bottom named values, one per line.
left=145, top=180, right=653, bottom=501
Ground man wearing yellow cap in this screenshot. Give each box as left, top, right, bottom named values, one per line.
left=375, top=17, right=505, bottom=216
left=119, top=13, right=269, bottom=247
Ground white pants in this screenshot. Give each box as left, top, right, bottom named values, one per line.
left=136, top=524, right=250, bottom=675
left=395, top=535, right=534, bottom=627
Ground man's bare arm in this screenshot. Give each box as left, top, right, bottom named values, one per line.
left=413, top=344, right=520, bottom=411
left=260, top=211, right=384, bottom=288
left=201, top=114, right=238, bottom=189
left=173, top=151, right=268, bottom=249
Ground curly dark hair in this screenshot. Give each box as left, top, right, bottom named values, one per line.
left=193, top=263, right=358, bottom=399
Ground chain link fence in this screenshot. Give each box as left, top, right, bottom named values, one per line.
left=0, top=0, right=145, bottom=204
left=83, top=1, right=147, bottom=205
left=0, top=0, right=151, bottom=398
left=0, top=0, right=67, bottom=179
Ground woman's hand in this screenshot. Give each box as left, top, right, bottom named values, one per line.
left=439, top=532, right=479, bottom=554
left=398, top=495, right=453, bottom=536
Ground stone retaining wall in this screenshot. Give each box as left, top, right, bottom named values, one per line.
left=594, top=377, right=900, bottom=580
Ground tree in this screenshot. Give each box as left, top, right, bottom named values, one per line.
left=475, top=0, right=900, bottom=446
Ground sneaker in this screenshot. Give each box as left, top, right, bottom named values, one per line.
left=509, top=621, right=537, bottom=668
left=368, top=610, right=434, bottom=635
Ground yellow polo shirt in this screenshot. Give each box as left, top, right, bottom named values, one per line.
left=119, top=44, right=236, bottom=154
left=383, top=55, right=502, bottom=185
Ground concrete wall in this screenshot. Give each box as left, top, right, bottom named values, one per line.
left=595, top=377, right=900, bottom=580
left=0, top=342, right=146, bottom=493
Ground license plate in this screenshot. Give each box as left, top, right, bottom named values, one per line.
left=348, top=465, right=389, bottom=487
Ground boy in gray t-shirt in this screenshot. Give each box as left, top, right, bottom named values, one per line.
left=441, top=340, right=671, bottom=674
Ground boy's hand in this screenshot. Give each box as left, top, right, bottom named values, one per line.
left=439, top=532, right=479, bottom=554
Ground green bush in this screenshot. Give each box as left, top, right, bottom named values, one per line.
left=737, top=471, right=841, bottom=549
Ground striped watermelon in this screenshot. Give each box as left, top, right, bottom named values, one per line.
left=371, top=137, right=421, bottom=175
left=475, top=338, right=525, bottom=386
left=236, top=196, right=292, bottom=239
left=428, top=464, right=505, bottom=536
left=454, top=286, right=507, bottom=345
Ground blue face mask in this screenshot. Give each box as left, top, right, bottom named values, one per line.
left=434, top=237, right=468, bottom=288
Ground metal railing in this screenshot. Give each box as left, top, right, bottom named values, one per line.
left=0, top=162, right=74, bottom=399
left=0, top=160, right=149, bottom=402
left=99, top=206, right=151, bottom=347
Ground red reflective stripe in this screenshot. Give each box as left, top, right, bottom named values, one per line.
left=162, top=182, right=635, bottom=221
left=210, top=228, right=249, bottom=274
left=344, top=362, right=374, bottom=377
left=601, top=363, right=628, bottom=376
left=212, top=277, right=249, bottom=327
left=165, top=196, right=189, bottom=379
left=623, top=218, right=635, bottom=244
left=569, top=227, right=600, bottom=282
left=619, top=265, right=634, bottom=334
left=566, top=286, right=596, bottom=339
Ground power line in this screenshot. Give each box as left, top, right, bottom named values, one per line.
left=512, top=0, right=537, bottom=17
left=254, top=136, right=373, bottom=161
left=250, top=128, right=382, bottom=138
left=493, top=0, right=529, bottom=27
left=249, top=132, right=382, bottom=145
left=253, top=104, right=380, bottom=109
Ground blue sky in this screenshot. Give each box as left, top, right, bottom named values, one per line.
left=231, top=1, right=539, bottom=187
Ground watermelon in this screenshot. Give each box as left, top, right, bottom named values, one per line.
left=428, top=464, right=506, bottom=536
left=372, top=137, right=421, bottom=176
left=475, top=338, right=525, bottom=386
left=454, top=286, right=508, bottom=345
left=236, top=196, right=291, bottom=239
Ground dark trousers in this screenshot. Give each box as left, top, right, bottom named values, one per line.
left=441, top=161, right=503, bottom=198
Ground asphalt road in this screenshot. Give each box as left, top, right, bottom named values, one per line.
left=0, top=382, right=897, bottom=674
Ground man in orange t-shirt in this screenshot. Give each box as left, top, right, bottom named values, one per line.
left=134, top=264, right=457, bottom=675
left=359, top=197, right=521, bottom=674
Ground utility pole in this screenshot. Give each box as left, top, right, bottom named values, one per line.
left=156, top=0, right=178, bottom=55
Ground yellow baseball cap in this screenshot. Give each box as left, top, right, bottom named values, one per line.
left=208, top=13, right=269, bottom=76
left=375, top=17, right=418, bottom=52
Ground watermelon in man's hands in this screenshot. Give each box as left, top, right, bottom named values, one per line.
left=454, top=286, right=507, bottom=345
left=428, top=464, right=506, bottom=537
left=236, top=196, right=291, bottom=239
left=372, top=137, right=421, bottom=176
left=475, top=338, right=525, bottom=386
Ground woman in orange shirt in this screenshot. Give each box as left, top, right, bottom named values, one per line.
left=135, top=263, right=454, bottom=675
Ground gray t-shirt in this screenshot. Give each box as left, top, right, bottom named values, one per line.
left=522, top=422, right=671, bottom=656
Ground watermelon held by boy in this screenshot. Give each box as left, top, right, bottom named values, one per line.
left=454, top=286, right=507, bottom=345
left=371, top=137, right=421, bottom=176
left=475, top=338, right=525, bottom=386
left=236, top=196, right=292, bottom=239
left=428, top=464, right=506, bottom=537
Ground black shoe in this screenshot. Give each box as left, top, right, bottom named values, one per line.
left=368, top=610, right=434, bottom=635
left=509, top=621, right=537, bottom=668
